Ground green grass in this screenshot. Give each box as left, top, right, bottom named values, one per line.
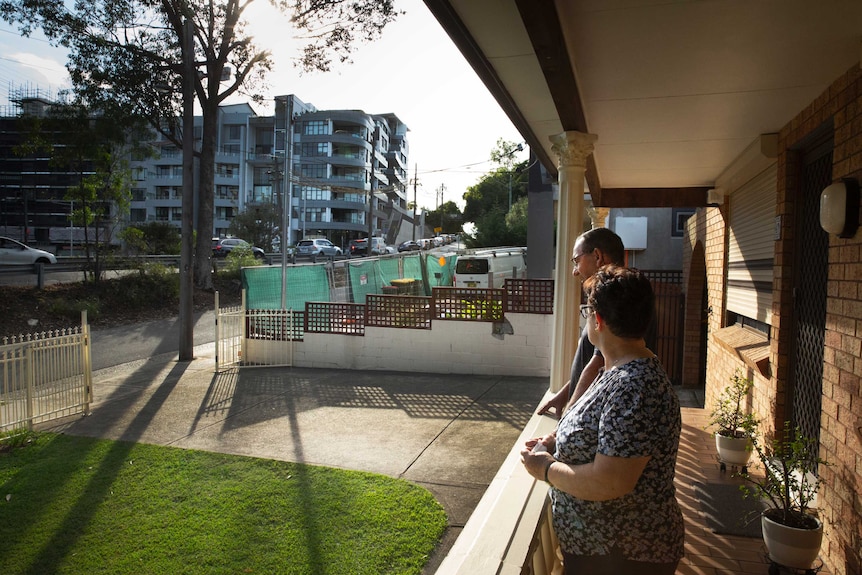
left=0, top=434, right=447, bottom=575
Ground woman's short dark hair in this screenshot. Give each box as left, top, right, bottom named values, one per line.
left=583, top=266, right=654, bottom=339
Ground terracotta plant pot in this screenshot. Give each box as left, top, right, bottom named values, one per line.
left=761, top=510, right=823, bottom=570
left=715, top=432, right=753, bottom=467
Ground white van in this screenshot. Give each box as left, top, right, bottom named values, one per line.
left=453, top=247, right=527, bottom=289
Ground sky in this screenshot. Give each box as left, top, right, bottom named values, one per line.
left=0, top=0, right=527, bottom=211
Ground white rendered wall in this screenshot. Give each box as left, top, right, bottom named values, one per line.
left=245, top=313, right=553, bottom=377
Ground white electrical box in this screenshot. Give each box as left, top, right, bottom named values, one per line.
left=614, top=217, right=648, bottom=251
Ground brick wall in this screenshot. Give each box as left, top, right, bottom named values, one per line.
left=685, top=63, right=862, bottom=575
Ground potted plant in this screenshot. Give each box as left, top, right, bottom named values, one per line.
left=740, top=422, right=828, bottom=570
left=706, top=370, right=759, bottom=471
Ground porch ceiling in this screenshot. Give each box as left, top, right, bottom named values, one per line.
left=423, top=0, right=862, bottom=207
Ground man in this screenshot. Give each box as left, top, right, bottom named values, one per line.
left=537, top=227, right=627, bottom=418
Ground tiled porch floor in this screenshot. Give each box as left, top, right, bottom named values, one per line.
left=675, top=407, right=829, bottom=575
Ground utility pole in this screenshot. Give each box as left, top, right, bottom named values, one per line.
left=437, top=183, right=446, bottom=232
left=412, top=163, right=418, bottom=241
left=368, top=126, right=379, bottom=242
left=178, top=17, right=195, bottom=361
left=286, top=94, right=298, bottom=309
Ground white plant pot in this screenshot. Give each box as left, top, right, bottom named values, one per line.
left=761, top=512, right=823, bottom=570
left=714, top=432, right=753, bottom=467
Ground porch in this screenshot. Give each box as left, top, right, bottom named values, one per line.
left=436, top=399, right=818, bottom=575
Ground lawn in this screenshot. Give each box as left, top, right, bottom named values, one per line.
left=0, top=433, right=447, bottom=575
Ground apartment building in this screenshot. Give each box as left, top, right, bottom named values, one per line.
left=131, top=94, right=413, bottom=250
left=1, top=90, right=412, bottom=252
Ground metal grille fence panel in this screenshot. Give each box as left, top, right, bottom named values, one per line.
left=306, top=303, right=365, bottom=335
left=505, top=278, right=554, bottom=314
left=365, top=294, right=432, bottom=329
left=432, top=287, right=506, bottom=322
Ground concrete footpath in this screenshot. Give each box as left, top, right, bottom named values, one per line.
left=44, top=343, right=550, bottom=574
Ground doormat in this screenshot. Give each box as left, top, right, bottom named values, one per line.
left=692, top=481, right=766, bottom=538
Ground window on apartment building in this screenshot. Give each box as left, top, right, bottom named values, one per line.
left=223, top=144, right=240, bottom=155
left=130, top=208, right=147, bottom=222
left=300, top=186, right=329, bottom=201
left=332, top=166, right=363, bottom=181
left=305, top=207, right=325, bottom=222
left=303, top=120, right=327, bottom=135
left=228, top=125, right=241, bottom=140
left=726, top=163, right=777, bottom=333
left=301, top=142, right=328, bottom=156
left=156, top=187, right=172, bottom=200
left=160, top=146, right=179, bottom=158
left=171, top=207, right=182, bottom=220
left=132, top=188, right=147, bottom=201
left=155, top=207, right=169, bottom=221
left=300, top=163, right=327, bottom=179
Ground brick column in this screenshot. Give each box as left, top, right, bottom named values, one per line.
left=549, top=131, right=597, bottom=391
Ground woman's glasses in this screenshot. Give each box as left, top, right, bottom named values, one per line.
left=579, top=304, right=594, bottom=319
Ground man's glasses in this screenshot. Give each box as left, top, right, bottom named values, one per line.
left=571, top=248, right=593, bottom=265
left=579, top=304, right=594, bottom=319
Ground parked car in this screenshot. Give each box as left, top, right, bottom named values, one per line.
left=295, top=238, right=342, bottom=261
left=212, top=237, right=265, bottom=259
left=397, top=240, right=422, bottom=252
left=0, top=236, right=57, bottom=265
left=349, top=237, right=388, bottom=257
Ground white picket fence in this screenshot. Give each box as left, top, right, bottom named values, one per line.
left=0, top=312, right=92, bottom=433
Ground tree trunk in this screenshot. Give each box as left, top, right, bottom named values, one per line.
left=193, top=100, right=219, bottom=290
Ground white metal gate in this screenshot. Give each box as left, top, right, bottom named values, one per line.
left=214, top=291, right=299, bottom=372
left=214, top=292, right=244, bottom=372
left=0, top=313, right=92, bottom=432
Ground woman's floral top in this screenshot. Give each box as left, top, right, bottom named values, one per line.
left=551, top=356, right=684, bottom=563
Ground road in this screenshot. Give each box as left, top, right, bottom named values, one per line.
left=90, top=310, right=216, bottom=372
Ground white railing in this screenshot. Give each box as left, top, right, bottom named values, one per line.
left=0, top=312, right=92, bottom=432
left=433, top=401, right=561, bottom=574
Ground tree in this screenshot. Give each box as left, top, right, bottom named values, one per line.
left=423, top=200, right=463, bottom=235
left=121, top=222, right=182, bottom=255
left=0, top=0, right=401, bottom=289
left=462, top=139, right=528, bottom=248
left=227, top=202, right=281, bottom=251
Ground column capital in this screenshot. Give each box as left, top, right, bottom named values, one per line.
left=588, top=206, right=610, bottom=228
left=550, top=131, right=598, bottom=170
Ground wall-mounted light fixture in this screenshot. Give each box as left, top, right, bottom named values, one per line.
left=819, top=178, right=860, bottom=238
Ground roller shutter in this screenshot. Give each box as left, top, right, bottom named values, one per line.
left=727, top=164, right=776, bottom=324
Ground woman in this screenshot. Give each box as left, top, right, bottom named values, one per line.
left=521, top=266, right=684, bottom=574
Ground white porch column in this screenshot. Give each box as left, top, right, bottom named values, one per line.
left=549, top=131, right=597, bottom=392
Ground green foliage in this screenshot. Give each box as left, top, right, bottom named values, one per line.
left=739, top=422, right=827, bottom=529
left=707, top=369, right=759, bottom=438
left=46, top=296, right=102, bottom=323
left=228, top=202, right=281, bottom=251
left=0, top=433, right=446, bottom=575
left=423, top=200, right=464, bottom=235
left=121, top=222, right=181, bottom=255
left=462, top=139, right=528, bottom=248
left=0, top=428, right=36, bottom=453
left=217, top=245, right=264, bottom=282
